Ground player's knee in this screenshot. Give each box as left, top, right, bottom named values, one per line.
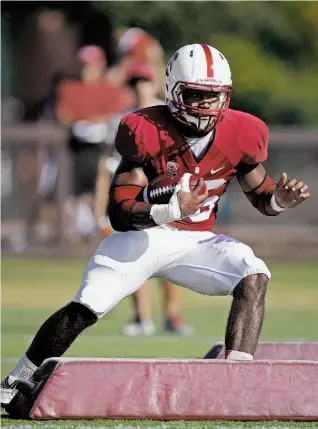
left=75, top=266, right=139, bottom=318
left=233, top=274, right=269, bottom=302
left=233, top=241, right=271, bottom=285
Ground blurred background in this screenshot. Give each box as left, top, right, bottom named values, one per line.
left=1, top=1, right=318, bottom=375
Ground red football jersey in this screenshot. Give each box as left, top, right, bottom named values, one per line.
left=115, top=105, right=269, bottom=231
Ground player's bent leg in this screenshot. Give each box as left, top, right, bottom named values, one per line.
left=162, top=232, right=270, bottom=357
left=164, top=232, right=271, bottom=297
left=1, top=230, right=157, bottom=408
left=26, top=302, right=97, bottom=366
left=225, top=273, right=269, bottom=358
left=73, top=230, right=157, bottom=318
left=0, top=302, right=96, bottom=408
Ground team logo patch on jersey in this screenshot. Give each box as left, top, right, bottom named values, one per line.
left=167, top=161, right=179, bottom=173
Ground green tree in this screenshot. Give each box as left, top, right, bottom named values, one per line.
left=95, top=1, right=318, bottom=125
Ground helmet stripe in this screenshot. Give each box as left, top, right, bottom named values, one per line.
left=201, top=44, right=214, bottom=78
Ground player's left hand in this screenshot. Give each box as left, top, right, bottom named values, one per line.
left=274, top=172, right=311, bottom=208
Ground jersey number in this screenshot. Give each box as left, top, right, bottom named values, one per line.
left=188, top=178, right=226, bottom=222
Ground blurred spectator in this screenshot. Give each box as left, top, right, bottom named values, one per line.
left=1, top=2, right=118, bottom=121
left=107, top=27, right=165, bottom=96
left=37, top=73, right=68, bottom=122
left=18, top=8, right=79, bottom=121
left=20, top=74, right=73, bottom=245
left=55, top=45, right=134, bottom=240
left=94, top=39, right=194, bottom=336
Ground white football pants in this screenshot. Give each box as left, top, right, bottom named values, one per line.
left=73, top=227, right=271, bottom=318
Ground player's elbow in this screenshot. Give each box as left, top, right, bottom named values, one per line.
left=108, top=187, right=141, bottom=232
left=108, top=203, right=134, bottom=232
left=108, top=210, right=127, bottom=232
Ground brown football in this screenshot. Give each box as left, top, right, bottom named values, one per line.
left=142, top=173, right=202, bottom=204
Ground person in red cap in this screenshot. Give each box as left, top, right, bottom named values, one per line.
left=95, top=39, right=195, bottom=337
left=55, top=45, right=134, bottom=241
left=107, top=27, right=165, bottom=96
left=77, top=45, right=105, bottom=66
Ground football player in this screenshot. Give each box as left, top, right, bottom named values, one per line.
left=1, top=44, right=310, bottom=409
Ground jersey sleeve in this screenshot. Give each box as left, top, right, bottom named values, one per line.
left=114, top=114, right=150, bottom=165
left=238, top=113, right=269, bottom=164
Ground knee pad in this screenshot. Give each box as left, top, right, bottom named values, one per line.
left=74, top=266, right=136, bottom=318
left=235, top=243, right=271, bottom=281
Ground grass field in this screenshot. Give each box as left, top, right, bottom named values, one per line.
left=1, top=257, right=318, bottom=429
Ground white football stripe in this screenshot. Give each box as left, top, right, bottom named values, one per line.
left=143, top=186, right=149, bottom=203
left=180, top=173, right=192, bottom=192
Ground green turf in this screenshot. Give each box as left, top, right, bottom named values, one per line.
left=1, top=416, right=318, bottom=428
left=1, top=257, right=318, bottom=428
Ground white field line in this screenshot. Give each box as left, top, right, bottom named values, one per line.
left=1, top=333, right=314, bottom=343
left=1, top=333, right=222, bottom=343
left=1, top=333, right=220, bottom=365
left=1, top=358, right=19, bottom=363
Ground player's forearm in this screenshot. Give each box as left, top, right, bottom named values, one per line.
left=130, top=197, right=184, bottom=229
left=109, top=186, right=183, bottom=231
left=131, top=202, right=159, bottom=229
left=109, top=200, right=157, bottom=231
left=110, top=199, right=186, bottom=231
left=108, top=182, right=155, bottom=231
left=245, top=192, right=284, bottom=216
left=241, top=172, right=283, bottom=216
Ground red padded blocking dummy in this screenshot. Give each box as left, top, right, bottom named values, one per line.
left=204, top=341, right=318, bottom=360
left=7, top=357, right=318, bottom=420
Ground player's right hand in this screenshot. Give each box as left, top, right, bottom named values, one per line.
left=274, top=172, right=311, bottom=209
left=176, top=176, right=208, bottom=218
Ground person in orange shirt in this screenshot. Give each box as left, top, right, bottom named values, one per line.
left=55, top=45, right=134, bottom=240
left=95, top=34, right=195, bottom=336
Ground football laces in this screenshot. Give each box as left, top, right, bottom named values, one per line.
left=149, top=185, right=175, bottom=199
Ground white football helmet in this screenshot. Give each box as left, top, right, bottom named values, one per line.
left=164, top=44, right=232, bottom=132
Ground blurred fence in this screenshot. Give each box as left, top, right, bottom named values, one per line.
left=226, top=127, right=318, bottom=260
left=1, top=123, right=318, bottom=260
left=1, top=124, right=70, bottom=250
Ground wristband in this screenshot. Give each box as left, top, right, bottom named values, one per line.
left=270, top=193, right=286, bottom=213
left=150, top=188, right=182, bottom=225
